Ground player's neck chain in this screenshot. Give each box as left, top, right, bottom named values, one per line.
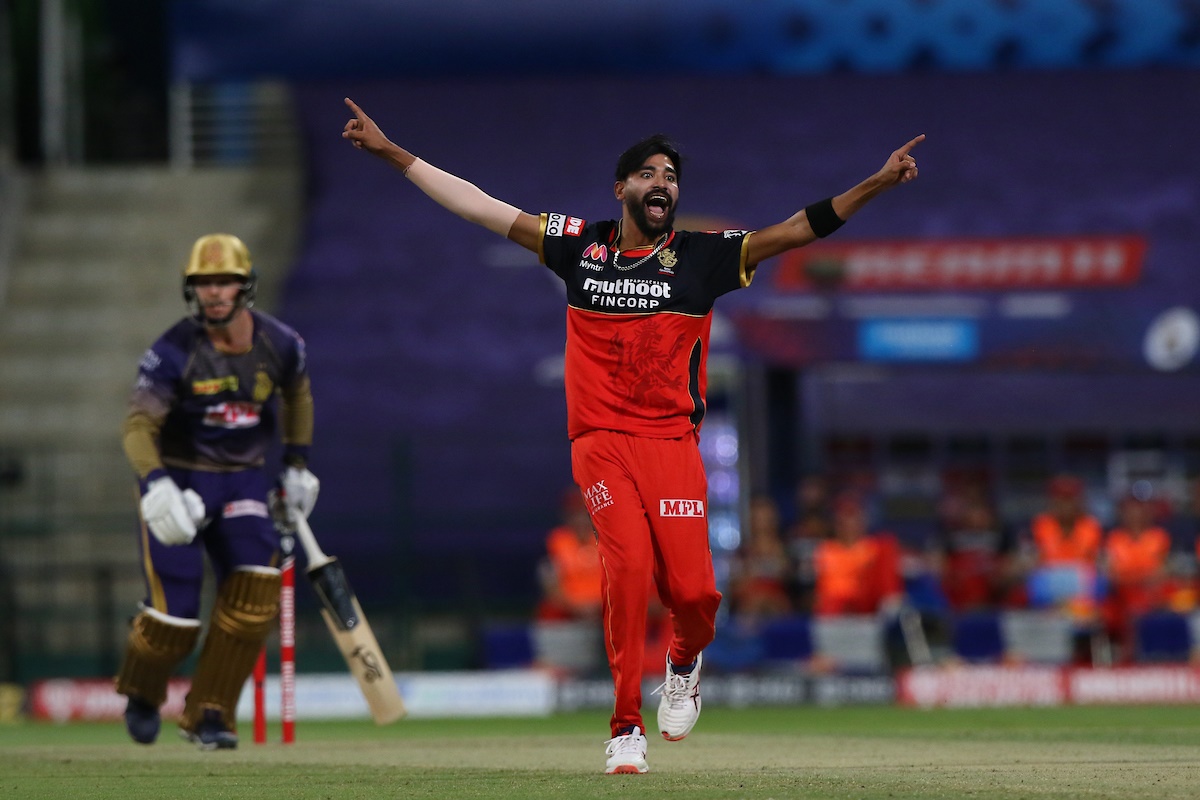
left=612, top=221, right=669, bottom=272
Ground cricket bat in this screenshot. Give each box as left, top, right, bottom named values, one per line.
left=292, top=513, right=407, bottom=724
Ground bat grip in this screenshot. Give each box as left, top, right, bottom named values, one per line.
left=292, top=513, right=333, bottom=568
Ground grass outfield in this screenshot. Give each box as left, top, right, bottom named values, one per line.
left=2, top=705, right=1199, bottom=799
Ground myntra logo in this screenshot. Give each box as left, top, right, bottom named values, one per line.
left=583, top=243, right=608, bottom=263
left=660, top=499, right=705, bottom=517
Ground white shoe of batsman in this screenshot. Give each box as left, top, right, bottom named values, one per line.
left=604, top=726, right=649, bottom=774
left=656, top=651, right=702, bottom=741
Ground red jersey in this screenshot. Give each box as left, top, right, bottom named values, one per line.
left=539, top=213, right=754, bottom=440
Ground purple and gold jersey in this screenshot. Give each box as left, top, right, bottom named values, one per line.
left=125, top=310, right=311, bottom=475
left=539, top=214, right=754, bottom=440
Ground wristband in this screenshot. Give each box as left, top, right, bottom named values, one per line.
left=141, top=467, right=168, bottom=492
left=282, top=444, right=310, bottom=468
left=805, top=197, right=844, bottom=238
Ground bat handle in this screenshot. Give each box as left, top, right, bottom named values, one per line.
left=292, top=513, right=333, bottom=569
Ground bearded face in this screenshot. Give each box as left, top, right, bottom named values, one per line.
left=625, top=184, right=676, bottom=238
left=619, top=153, right=679, bottom=239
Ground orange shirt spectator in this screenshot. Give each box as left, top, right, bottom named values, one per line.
left=1104, top=494, right=1171, bottom=622
left=1106, top=527, right=1170, bottom=590
left=1025, top=475, right=1103, bottom=619
left=1032, top=514, right=1103, bottom=565
left=814, top=493, right=902, bottom=616
left=537, top=490, right=602, bottom=621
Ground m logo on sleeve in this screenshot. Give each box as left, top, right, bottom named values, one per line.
left=660, top=499, right=706, bottom=518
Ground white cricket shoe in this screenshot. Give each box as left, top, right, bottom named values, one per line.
left=604, top=726, right=649, bottom=774
left=656, top=651, right=702, bottom=741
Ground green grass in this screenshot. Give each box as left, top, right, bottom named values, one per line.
left=3, top=706, right=1200, bottom=799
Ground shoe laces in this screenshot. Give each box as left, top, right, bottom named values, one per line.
left=653, top=668, right=694, bottom=701
left=604, top=726, right=645, bottom=756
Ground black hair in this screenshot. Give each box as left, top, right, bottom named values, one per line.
left=614, top=134, right=683, bottom=182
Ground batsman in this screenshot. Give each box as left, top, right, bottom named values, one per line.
left=114, top=233, right=319, bottom=749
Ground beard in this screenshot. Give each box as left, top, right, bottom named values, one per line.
left=624, top=194, right=676, bottom=239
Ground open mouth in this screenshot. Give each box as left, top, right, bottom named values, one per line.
left=644, top=192, right=671, bottom=223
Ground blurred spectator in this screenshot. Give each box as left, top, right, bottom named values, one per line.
left=1022, top=475, right=1103, bottom=620
left=727, top=495, right=792, bottom=622
left=783, top=474, right=833, bottom=612
left=536, top=488, right=602, bottom=622
left=936, top=495, right=1021, bottom=611
left=1021, top=474, right=1106, bottom=664
left=814, top=493, right=903, bottom=616
left=1101, top=488, right=1172, bottom=661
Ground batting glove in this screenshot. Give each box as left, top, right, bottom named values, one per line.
left=280, top=466, right=320, bottom=519
left=141, top=477, right=205, bottom=546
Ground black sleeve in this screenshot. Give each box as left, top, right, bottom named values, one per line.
left=539, top=212, right=591, bottom=281
left=681, top=229, right=755, bottom=298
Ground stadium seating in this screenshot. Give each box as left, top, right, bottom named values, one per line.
left=813, top=615, right=887, bottom=673
left=951, top=612, right=1006, bottom=663
left=1134, top=611, right=1192, bottom=663
left=759, top=615, right=814, bottom=662
left=999, top=611, right=1075, bottom=664
left=481, top=623, right=535, bottom=670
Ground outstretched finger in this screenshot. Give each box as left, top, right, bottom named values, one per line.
left=344, top=96, right=365, bottom=117
left=898, top=133, right=926, bottom=156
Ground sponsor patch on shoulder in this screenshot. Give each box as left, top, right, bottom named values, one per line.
left=546, top=213, right=585, bottom=238
left=660, top=499, right=705, bottom=517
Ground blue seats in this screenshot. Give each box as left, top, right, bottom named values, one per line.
left=951, top=611, right=1005, bottom=663
left=760, top=615, right=814, bottom=661
left=482, top=623, right=534, bottom=669
left=1134, top=611, right=1192, bottom=663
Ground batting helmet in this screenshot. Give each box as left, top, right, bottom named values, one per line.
left=182, top=233, right=257, bottom=325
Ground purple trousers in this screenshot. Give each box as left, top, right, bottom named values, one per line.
left=136, top=467, right=280, bottom=618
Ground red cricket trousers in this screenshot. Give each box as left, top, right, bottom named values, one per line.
left=571, top=429, right=722, bottom=737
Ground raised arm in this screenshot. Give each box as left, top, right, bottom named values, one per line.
left=342, top=97, right=542, bottom=252
left=745, top=134, right=925, bottom=267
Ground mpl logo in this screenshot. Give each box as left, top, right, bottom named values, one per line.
left=660, top=499, right=705, bottom=517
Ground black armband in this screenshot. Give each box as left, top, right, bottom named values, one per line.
left=804, top=197, right=844, bottom=238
